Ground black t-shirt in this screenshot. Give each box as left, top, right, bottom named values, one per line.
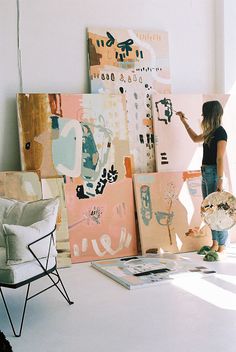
left=202, top=126, right=227, bottom=165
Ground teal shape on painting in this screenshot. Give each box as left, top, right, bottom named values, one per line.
left=51, top=118, right=76, bottom=174
left=140, top=185, right=152, bottom=226
left=82, top=124, right=98, bottom=171
left=155, top=211, right=174, bottom=226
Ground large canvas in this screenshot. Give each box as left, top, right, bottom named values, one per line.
left=152, top=93, right=236, bottom=175
left=88, top=27, right=171, bottom=173
left=41, top=177, right=71, bottom=268
left=133, top=172, right=211, bottom=254
left=152, top=93, right=236, bottom=243
left=152, top=94, right=203, bottom=172
left=0, top=171, right=42, bottom=201
left=17, top=93, right=137, bottom=263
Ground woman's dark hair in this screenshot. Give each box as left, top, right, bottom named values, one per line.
left=201, top=100, right=223, bottom=145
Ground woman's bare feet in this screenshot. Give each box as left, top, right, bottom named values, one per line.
left=210, top=240, right=219, bottom=252
left=217, top=245, right=225, bottom=253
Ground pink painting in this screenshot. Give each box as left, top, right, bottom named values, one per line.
left=152, top=94, right=203, bottom=172
left=152, top=93, right=236, bottom=243
left=68, top=178, right=137, bottom=262
left=17, top=93, right=137, bottom=262
left=133, top=171, right=211, bottom=254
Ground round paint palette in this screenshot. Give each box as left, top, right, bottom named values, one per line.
left=201, top=191, right=236, bottom=231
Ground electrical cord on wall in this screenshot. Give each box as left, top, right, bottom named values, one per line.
left=16, top=0, right=23, bottom=92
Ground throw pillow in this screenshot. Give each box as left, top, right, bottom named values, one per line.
left=0, top=196, right=59, bottom=265
left=0, top=198, right=16, bottom=247
left=3, top=218, right=58, bottom=265
left=0, top=197, right=59, bottom=248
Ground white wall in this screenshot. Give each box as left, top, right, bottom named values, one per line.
left=223, top=0, right=236, bottom=92
left=215, top=0, right=224, bottom=92
left=0, top=0, right=216, bottom=170
left=0, top=0, right=20, bottom=170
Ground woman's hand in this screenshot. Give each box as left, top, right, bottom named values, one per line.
left=176, top=111, right=187, bottom=123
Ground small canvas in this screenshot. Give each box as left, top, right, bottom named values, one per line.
left=88, top=27, right=171, bottom=173
left=201, top=191, right=236, bottom=231
left=133, top=172, right=211, bottom=254
left=0, top=171, right=42, bottom=201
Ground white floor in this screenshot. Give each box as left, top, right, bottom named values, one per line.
left=2, top=248, right=236, bottom=352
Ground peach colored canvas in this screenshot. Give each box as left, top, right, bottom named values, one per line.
left=17, top=93, right=137, bottom=262
left=133, top=172, right=211, bottom=254
left=152, top=93, right=236, bottom=243
left=69, top=178, right=137, bottom=262
left=152, top=94, right=203, bottom=172
left=0, top=171, right=42, bottom=201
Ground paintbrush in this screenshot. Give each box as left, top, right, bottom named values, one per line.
left=173, top=109, right=188, bottom=119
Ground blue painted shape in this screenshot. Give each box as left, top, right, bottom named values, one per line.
left=82, top=124, right=99, bottom=174
left=155, top=211, right=174, bottom=226
left=51, top=117, right=77, bottom=174
left=140, top=185, right=152, bottom=226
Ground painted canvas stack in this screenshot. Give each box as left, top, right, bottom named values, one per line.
left=13, top=27, right=235, bottom=265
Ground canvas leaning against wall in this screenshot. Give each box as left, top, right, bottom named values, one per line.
left=0, top=171, right=71, bottom=268
left=17, top=93, right=137, bottom=263
left=133, top=171, right=211, bottom=254
left=87, top=27, right=171, bottom=174
left=0, top=171, right=42, bottom=201
left=152, top=93, right=236, bottom=244
left=152, top=93, right=234, bottom=176
left=152, top=94, right=203, bottom=172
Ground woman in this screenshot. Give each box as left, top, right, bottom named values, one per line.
left=176, top=100, right=228, bottom=259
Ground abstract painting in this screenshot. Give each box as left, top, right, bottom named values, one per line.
left=133, top=171, right=211, bottom=254
left=17, top=93, right=137, bottom=263
left=152, top=94, right=203, bottom=172
left=0, top=171, right=42, bottom=201
left=201, top=191, right=236, bottom=231
left=88, top=27, right=171, bottom=173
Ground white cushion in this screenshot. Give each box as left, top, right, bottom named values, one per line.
left=0, top=197, right=59, bottom=266
left=0, top=246, right=56, bottom=285
left=0, top=198, right=17, bottom=247
left=3, top=219, right=58, bottom=265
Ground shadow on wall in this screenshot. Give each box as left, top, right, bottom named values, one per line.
left=1, top=96, right=21, bottom=171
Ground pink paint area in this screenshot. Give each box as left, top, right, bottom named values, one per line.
left=66, top=178, right=137, bottom=263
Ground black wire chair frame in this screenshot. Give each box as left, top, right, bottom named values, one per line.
left=0, top=225, right=74, bottom=337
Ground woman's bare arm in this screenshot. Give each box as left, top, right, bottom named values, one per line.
left=216, top=140, right=227, bottom=191
left=176, top=111, right=204, bottom=143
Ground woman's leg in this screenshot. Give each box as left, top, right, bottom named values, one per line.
left=201, top=166, right=219, bottom=249
left=217, top=230, right=228, bottom=253
left=211, top=237, right=219, bottom=251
